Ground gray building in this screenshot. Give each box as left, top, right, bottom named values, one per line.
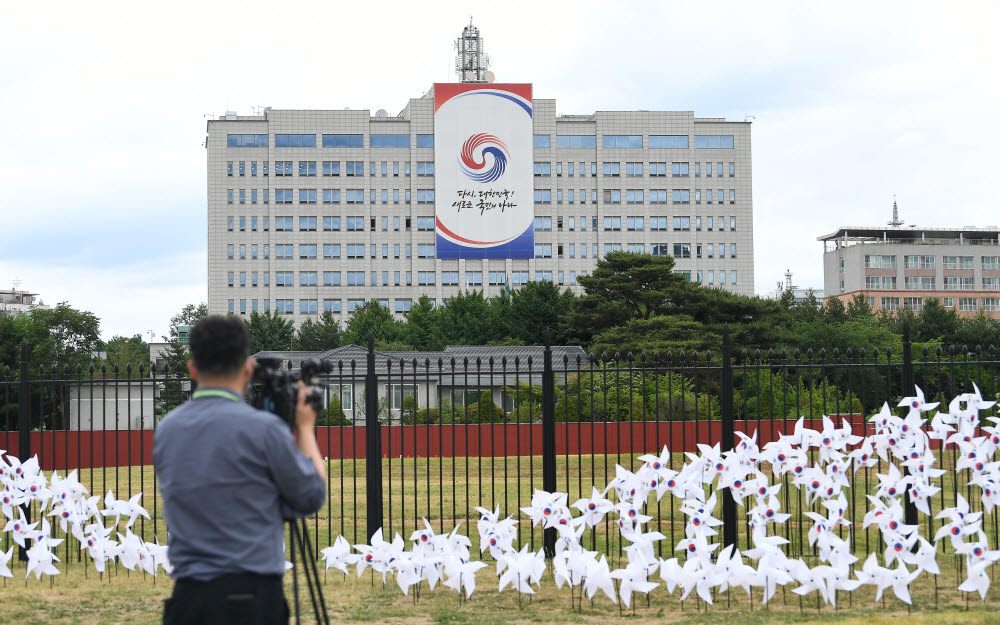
left=206, top=28, right=754, bottom=325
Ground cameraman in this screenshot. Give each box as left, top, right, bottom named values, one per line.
left=154, top=315, right=326, bottom=625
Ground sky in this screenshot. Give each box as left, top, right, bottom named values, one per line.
left=1, top=0, right=998, bottom=340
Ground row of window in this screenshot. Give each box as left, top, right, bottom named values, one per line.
left=863, top=255, right=1000, bottom=270
left=870, top=296, right=1000, bottom=313
left=531, top=188, right=737, bottom=205
left=864, top=276, right=1000, bottom=291
left=226, top=188, right=434, bottom=205
left=531, top=241, right=737, bottom=259
left=227, top=133, right=735, bottom=151
left=227, top=134, right=434, bottom=149
left=534, top=161, right=735, bottom=178
left=227, top=160, right=434, bottom=178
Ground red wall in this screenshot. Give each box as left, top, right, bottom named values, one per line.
left=1, top=415, right=866, bottom=469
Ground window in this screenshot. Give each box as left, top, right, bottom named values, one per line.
left=346, top=271, right=365, bottom=286
left=416, top=161, right=434, bottom=176
left=694, top=135, right=735, bottom=149
left=649, top=135, right=688, bottom=149
left=534, top=190, right=552, bottom=204
left=263, top=244, right=270, bottom=259
left=535, top=271, right=554, bottom=282
left=227, top=161, right=234, bottom=176
left=533, top=162, right=552, bottom=176
left=274, top=161, right=293, bottom=176
left=903, top=297, right=923, bottom=311
left=533, top=134, right=551, bottom=148
left=627, top=243, right=645, bottom=254
left=417, top=244, right=435, bottom=258
left=944, top=277, right=974, bottom=291
left=298, top=189, right=317, bottom=204
left=299, top=244, right=317, bottom=259
left=345, top=189, right=364, bottom=204
left=673, top=216, right=691, bottom=231
left=369, top=134, right=410, bottom=148
left=984, top=277, right=1000, bottom=291
left=344, top=161, right=364, bottom=177
left=346, top=243, right=364, bottom=258
left=672, top=162, right=689, bottom=177
left=275, top=134, right=316, bottom=148
left=627, top=216, right=644, bottom=231
left=959, top=297, right=979, bottom=312
left=672, top=190, right=690, bottom=204
left=959, top=256, right=974, bottom=269
left=649, top=216, right=668, bottom=230
left=649, top=189, right=667, bottom=204
left=275, top=189, right=293, bottom=204
left=864, top=255, right=896, bottom=269
left=905, top=255, right=936, bottom=269
left=465, top=271, right=483, bottom=286
left=729, top=162, right=735, bottom=177
left=983, top=256, right=1000, bottom=270
left=227, top=134, right=268, bottom=148
left=534, top=216, right=552, bottom=231
left=322, top=134, right=363, bottom=148
left=323, top=161, right=340, bottom=176
left=416, top=189, right=435, bottom=204
left=263, top=190, right=269, bottom=204
left=251, top=244, right=258, bottom=259
left=729, top=189, right=736, bottom=203
left=603, top=189, right=622, bottom=204
left=602, top=135, right=642, bottom=148
left=274, top=216, right=292, bottom=231
left=441, top=271, right=459, bottom=285
left=982, top=298, right=1000, bottom=312
left=865, top=276, right=897, bottom=289
left=603, top=216, right=622, bottom=231
left=905, top=276, right=934, bottom=290
left=626, top=189, right=643, bottom=204
left=534, top=244, right=552, bottom=258
left=299, top=271, right=318, bottom=287
left=649, top=162, right=667, bottom=177
left=299, top=299, right=318, bottom=315
left=418, top=271, right=436, bottom=286
left=251, top=189, right=258, bottom=204
left=275, top=271, right=294, bottom=287
left=673, top=243, right=691, bottom=258
left=412, top=134, right=433, bottom=148
left=626, top=162, right=643, bottom=177
left=323, top=271, right=342, bottom=287
left=298, top=161, right=317, bottom=176
left=298, top=216, right=317, bottom=232
left=227, top=272, right=234, bottom=287
left=322, top=189, right=341, bottom=204
left=556, top=135, right=597, bottom=149
left=602, top=162, right=621, bottom=176
left=227, top=189, right=233, bottom=204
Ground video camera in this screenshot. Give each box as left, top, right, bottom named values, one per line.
left=251, top=357, right=333, bottom=429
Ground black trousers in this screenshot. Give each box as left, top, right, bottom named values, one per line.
left=164, top=574, right=288, bottom=625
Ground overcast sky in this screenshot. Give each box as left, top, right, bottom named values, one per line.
left=1, top=0, right=998, bottom=340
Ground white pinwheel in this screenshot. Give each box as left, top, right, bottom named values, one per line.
left=320, top=535, right=358, bottom=574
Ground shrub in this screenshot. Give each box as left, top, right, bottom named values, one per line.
left=317, top=392, right=352, bottom=426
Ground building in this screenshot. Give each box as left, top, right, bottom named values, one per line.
left=206, top=23, right=754, bottom=325
left=254, top=344, right=588, bottom=422
left=820, top=218, right=1000, bottom=317
left=0, top=286, right=50, bottom=316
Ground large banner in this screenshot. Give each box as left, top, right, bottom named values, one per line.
left=434, top=83, right=533, bottom=259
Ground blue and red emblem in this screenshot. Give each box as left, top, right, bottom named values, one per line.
left=458, top=133, right=509, bottom=183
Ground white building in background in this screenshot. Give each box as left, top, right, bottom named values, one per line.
left=0, top=285, right=50, bottom=316
left=205, top=23, right=755, bottom=324
left=766, top=269, right=824, bottom=308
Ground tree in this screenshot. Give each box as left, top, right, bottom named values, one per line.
left=19, top=303, right=101, bottom=371
left=823, top=297, right=848, bottom=324
left=246, top=310, right=295, bottom=353
left=573, top=252, right=693, bottom=335
left=508, top=280, right=576, bottom=345
left=914, top=298, right=961, bottom=343
left=588, top=315, right=722, bottom=359
left=342, top=301, right=404, bottom=346
left=845, top=293, right=873, bottom=321
left=167, top=303, right=208, bottom=341
left=103, top=334, right=150, bottom=374
left=292, top=311, right=342, bottom=351
left=438, top=290, right=494, bottom=345
left=404, top=295, right=444, bottom=351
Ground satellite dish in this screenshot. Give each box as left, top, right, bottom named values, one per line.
left=484, top=70, right=495, bottom=83
left=376, top=109, right=388, bottom=118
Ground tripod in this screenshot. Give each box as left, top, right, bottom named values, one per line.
left=287, top=515, right=329, bottom=625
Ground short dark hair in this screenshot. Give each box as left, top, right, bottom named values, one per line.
left=189, top=315, right=251, bottom=376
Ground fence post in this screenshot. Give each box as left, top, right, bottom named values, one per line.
left=18, top=340, right=30, bottom=561
left=541, top=328, right=556, bottom=557
left=720, top=324, right=738, bottom=548
left=900, top=319, right=919, bottom=526
left=365, top=332, right=383, bottom=541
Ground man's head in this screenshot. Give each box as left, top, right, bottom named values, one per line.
left=187, top=315, right=254, bottom=390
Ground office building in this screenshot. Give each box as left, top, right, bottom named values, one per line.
left=206, top=24, right=755, bottom=323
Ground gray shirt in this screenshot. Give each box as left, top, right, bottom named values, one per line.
left=153, top=388, right=326, bottom=581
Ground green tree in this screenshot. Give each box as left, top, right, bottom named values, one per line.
left=953, top=308, right=1000, bottom=350
left=404, top=295, right=444, bottom=350
left=246, top=310, right=295, bottom=353
left=292, top=311, right=342, bottom=351
left=319, top=392, right=351, bottom=426
left=103, top=334, right=150, bottom=374
left=588, top=315, right=722, bottom=359
left=342, top=300, right=404, bottom=346
left=823, top=297, right=848, bottom=324
left=845, top=293, right=873, bottom=321
left=438, top=290, right=494, bottom=345
left=573, top=252, right=693, bottom=335
left=914, top=298, right=961, bottom=343
left=508, top=280, right=577, bottom=345
left=167, top=303, right=208, bottom=341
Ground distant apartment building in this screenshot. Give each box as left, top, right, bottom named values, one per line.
left=820, top=225, right=1000, bottom=318
left=0, top=286, right=49, bottom=316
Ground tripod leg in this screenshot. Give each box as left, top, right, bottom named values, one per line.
left=289, top=521, right=301, bottom=625
left=298, top=520, right=330, bottom=625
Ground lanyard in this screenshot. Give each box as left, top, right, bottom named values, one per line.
left=191, top=389, right=241, bottom=402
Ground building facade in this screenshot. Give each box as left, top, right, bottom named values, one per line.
left=0, top=287, right=49, bottom=316
left=206, top=90, right=754, bottom=324
left=820, top=226, right=1000, bottom=317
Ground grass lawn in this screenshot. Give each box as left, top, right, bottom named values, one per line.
left=2, top=453, right=999, bottom=623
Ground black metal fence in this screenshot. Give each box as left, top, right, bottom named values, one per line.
left=2, top=321, right=999, bottom=571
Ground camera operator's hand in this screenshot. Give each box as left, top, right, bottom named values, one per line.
left=294, top=382, right=327, bottom=482
left=295, top=382, right=318, bottom=430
